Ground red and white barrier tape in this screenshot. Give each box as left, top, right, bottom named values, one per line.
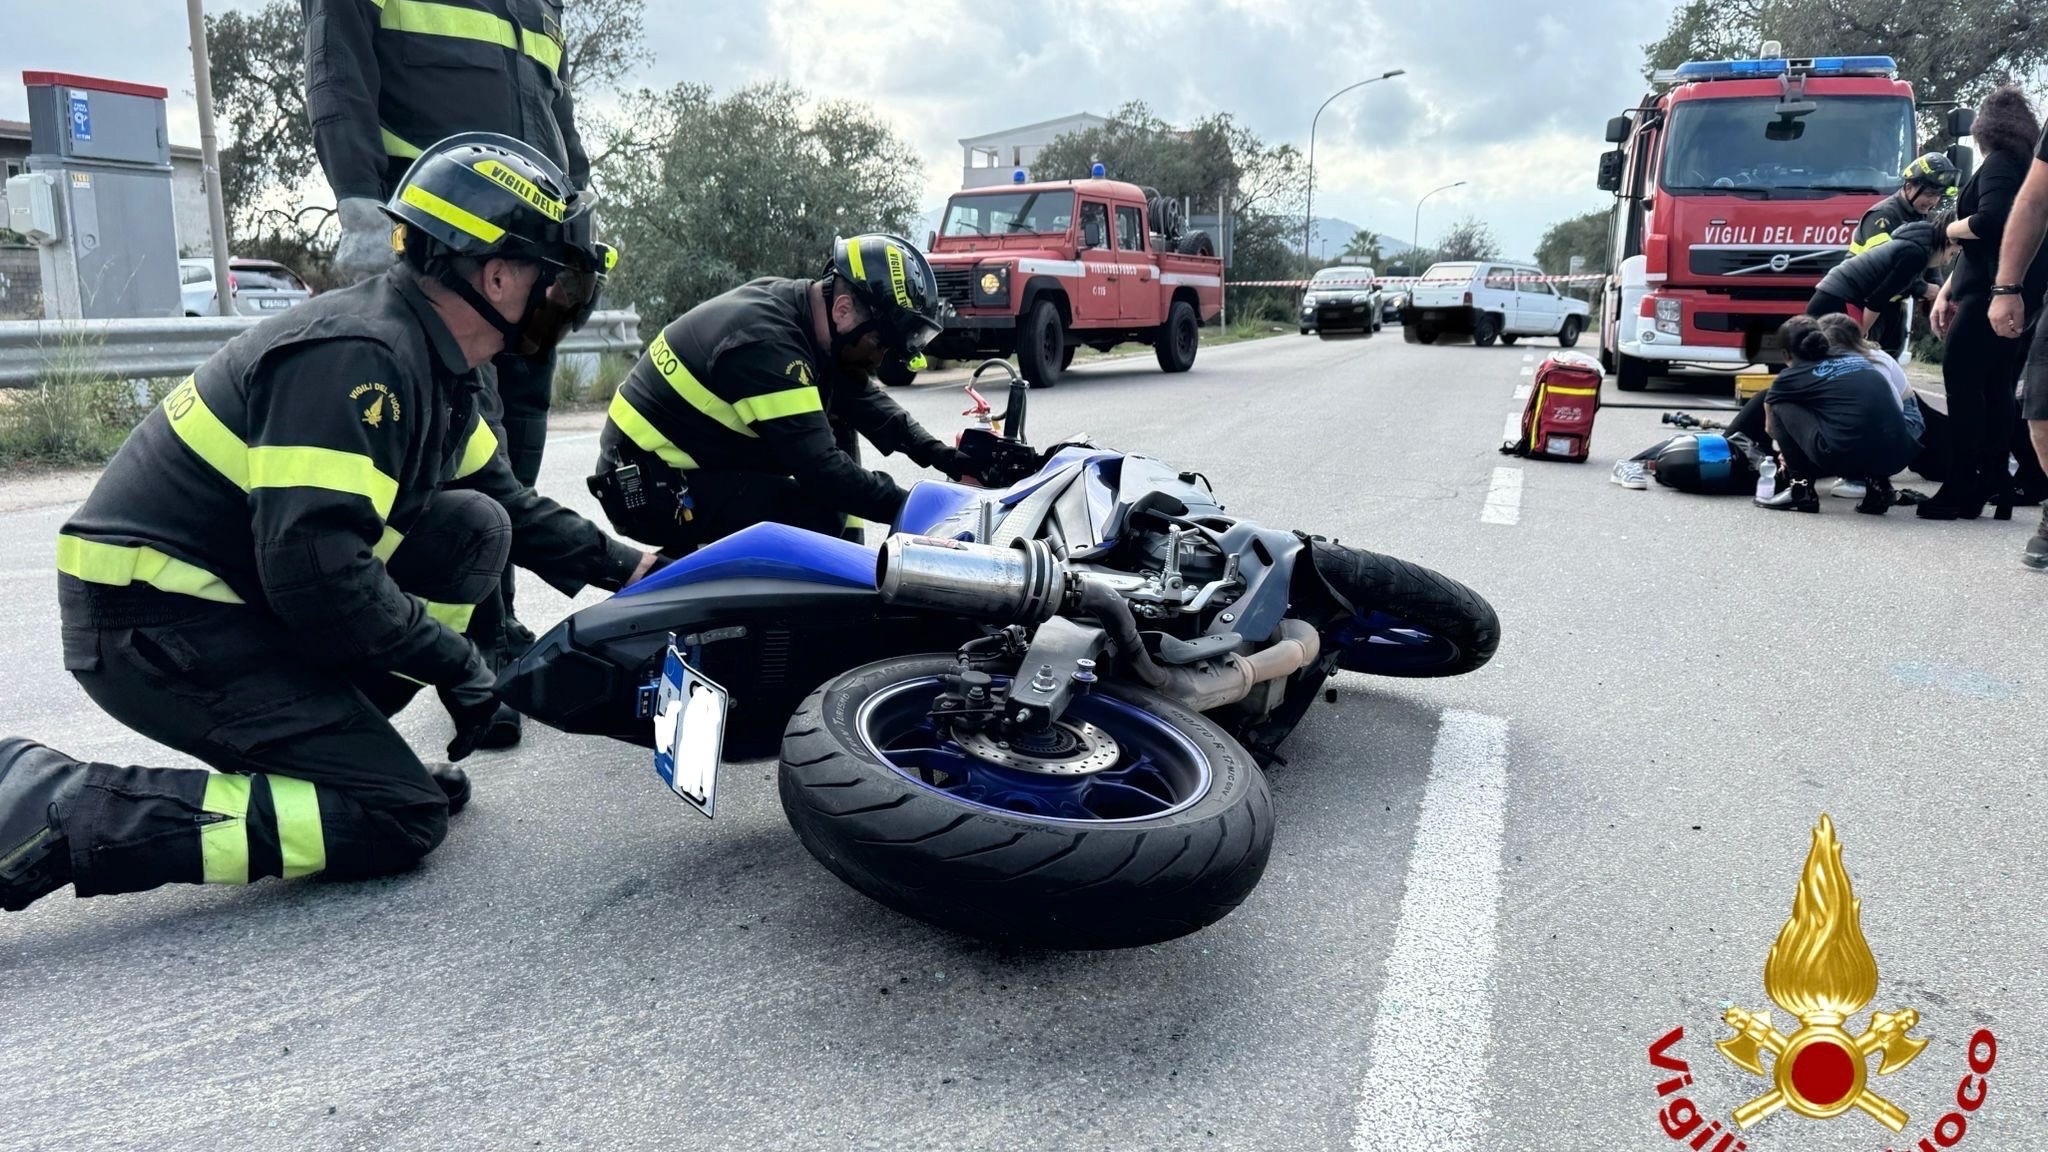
left=1228, top=274, right=1607, bottom=288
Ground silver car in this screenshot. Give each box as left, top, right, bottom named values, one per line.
left=1299, top=265, right=1383, bottom=335
left=180, top=258, right=314, bottom=317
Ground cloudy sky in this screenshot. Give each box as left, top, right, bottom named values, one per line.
left=3, top=0, right=1681, bottom=259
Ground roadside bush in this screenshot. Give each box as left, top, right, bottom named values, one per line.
left=0, top=360, right=175, bottom=467
left=547, top=352, right=636, bottom=409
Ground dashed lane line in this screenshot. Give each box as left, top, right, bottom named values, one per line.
left=1479, top=467, right=1522, bottom=525
left=1349, top=711, right=1511, bottom=1151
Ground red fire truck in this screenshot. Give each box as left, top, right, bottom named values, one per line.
left=1594, top=49, right=1964, bottom=390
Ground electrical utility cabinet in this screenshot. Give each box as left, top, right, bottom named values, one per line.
left=15, top=72, right=182, bottom=319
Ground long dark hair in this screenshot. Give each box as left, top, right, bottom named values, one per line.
left=1972, top=85, right=2042, bottom=163
left=1816, top=313, right=1876, bottom=359
left=1779, top=315, right=1834, bottom=365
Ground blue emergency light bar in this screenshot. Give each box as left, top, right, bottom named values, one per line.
left=1672, top=55, right=1897, bottom=81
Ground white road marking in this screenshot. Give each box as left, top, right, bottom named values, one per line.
left=1350, top=711, right=1510, bottom=1152
left=1521, top=353, right=1534, bottom=362
left=1500, top=413, right=1522, bottom=444
left=1479, top=467, right=1522, bottom=525
left=549, top=432, right=600, bottom=446
left=1512, top=383, right=1532, bottom=401
left=1518, top=366, right=1534, bottom=377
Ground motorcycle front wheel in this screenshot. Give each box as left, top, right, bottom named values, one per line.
left=778, top=654, right=1273, bottom=949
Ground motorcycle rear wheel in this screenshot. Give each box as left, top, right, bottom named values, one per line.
left=1310, top=543, right=1500, bottom=678
left=778, top=654, right=1273, bottom=949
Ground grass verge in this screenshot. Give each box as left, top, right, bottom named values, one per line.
left=0, top=335, right=179, bottom=469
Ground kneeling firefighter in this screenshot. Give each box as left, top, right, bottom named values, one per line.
left=592, top=234, right=983, bottom=553
left=0, top=133, right=655, bottom=912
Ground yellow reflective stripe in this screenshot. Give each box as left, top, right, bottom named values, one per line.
left=845, top=240, right=867, bottom=281
left=248, top=446, right=400, bottom=519
left=648, top=332, right=754, bottom=438
left=733, top=385, right=823, bottom=425
left=454, top=422, right=498, bottom=479
left=422, top=598, right=477, bottom=632
left=1851, top=231, right=1891, bottom=256
left=1542, top=385, right=1599, bottom=396
left=606, top=390, right=701, bottom=470
left=55, top=535, right=245, bottom=605
left=374, top=526, right=405, bottom=563
left=164, top=376, right=250, bottom=490
left=400, top=184, right=505, bottom=245
left=200, top=774, right=252, bottom=886
left=845, top=515, right=863, bottom=530
left=267, top=775, right=326, bottom=879
left=380, top=0, right=560, bottom=72
left=381, top=126, right=422, bottom=159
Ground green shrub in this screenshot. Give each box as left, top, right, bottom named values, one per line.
left=0, top=333, right=181, bottom=467
left=551, top=355, right=594, bottom=407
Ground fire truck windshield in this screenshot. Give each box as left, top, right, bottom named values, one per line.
left=1659, top=96, right=1914, bottom=198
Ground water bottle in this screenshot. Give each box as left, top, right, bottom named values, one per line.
left=1755, top=457, right=1777, bottom=500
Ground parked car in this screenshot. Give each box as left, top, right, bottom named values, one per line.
left=180, top=258, right=315, bottom=317
left=923, top=178, right=1224, bottom=388
left=1380, top=290, right=1408, bottom=326
left=1300, top=265, right=1382, bottom=335
left=1401, top=261, right=1588, bottom=348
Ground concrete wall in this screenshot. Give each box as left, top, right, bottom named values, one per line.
left=171, top=155, right=214, bottom=256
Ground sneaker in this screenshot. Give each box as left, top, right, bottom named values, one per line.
left=1610, top=460, right=1649, bottom=490
left=1756, top=480, right=1819, bottom=513
left=2025, top=510, right=2048, bottom=571
left=1831, top=480, right=1867, bottom=500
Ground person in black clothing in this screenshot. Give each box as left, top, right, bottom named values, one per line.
left=1924, top=86, right=2047, bottom=520
left=1807, top=214, right=1955, bottom=332
left=1989, top=117, right=2048, bottom=566
left=306, top=0, right=591, bottom=674
left=592, top=235, right=983, bottom=555
left=0, top=135, right=654, bottom=913
left=1747, top=317, right=1918, bottom=514
left=1851, top=153, right=1961, bottom=356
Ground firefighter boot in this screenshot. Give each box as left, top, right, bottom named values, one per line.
left=0, top=738, right=88, bottom=911
left=2024, top=506, right=2048, bottom=571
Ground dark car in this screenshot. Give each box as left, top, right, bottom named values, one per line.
left=1380, top=290, right=1407, bottom=325
left=1299, top=265, right=1383, bottom=335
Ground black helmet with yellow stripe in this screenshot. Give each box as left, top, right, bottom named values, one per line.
left=385, top=132, right=619, bottom=352
left=830, top=234, right=946, bottom=356
left=1902, top=152, right=1960, bottom=191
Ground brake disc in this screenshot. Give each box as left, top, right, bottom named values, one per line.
left=956, top=721, right=1121, bottom=776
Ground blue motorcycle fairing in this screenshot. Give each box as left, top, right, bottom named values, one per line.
left=898, top=449, right=1126, bottom=544
left=616, top=521, right=877, bottom=597
left=896, top=480, right=982, bottom=539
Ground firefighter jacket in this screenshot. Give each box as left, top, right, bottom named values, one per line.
left=57, top=265, right=640, bottom=686
left=599, top=278, right=954, bottom=524
left=304, top=0, right=587, bottom=201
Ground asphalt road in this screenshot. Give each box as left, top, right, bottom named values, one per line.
left=4, top=331, right=2045, bottom=1151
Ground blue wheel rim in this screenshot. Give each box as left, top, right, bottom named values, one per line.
left=1333, top=610, right=1462, bottom=673
left=856, top=677, right=1212, bottom=824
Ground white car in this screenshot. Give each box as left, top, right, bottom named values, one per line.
left=180, top=258, right=315, bottom=317
left=1400, top=261, right=1588, bottom=348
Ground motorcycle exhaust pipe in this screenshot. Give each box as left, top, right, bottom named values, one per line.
left=876, top=535, right=1068, bottom=623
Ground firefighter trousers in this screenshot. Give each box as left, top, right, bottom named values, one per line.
left=486, top=348, right=557, bottom=634
left=47, top=489, right=509, bottom=898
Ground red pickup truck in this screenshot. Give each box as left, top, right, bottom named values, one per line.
left=924, top=178, right=1224, bottom=387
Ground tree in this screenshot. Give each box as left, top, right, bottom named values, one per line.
left=1643, top=1, right=2048, bottom=143
left=1339, top=229, right=1384, bottom=266
left=1534, top=211, right=1610, bottom=276
left=204, top=1, right=322, bottom=252
left=561, top=0, right=647, bottom=99
left=1434, top=217, right=1502, bottom=262
left=594, top=83, right=925, bottom=322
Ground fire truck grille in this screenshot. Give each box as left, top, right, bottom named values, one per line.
left=1689, top=247, right=1849, bottom=277
left=933, top=268, right=977, bottom=309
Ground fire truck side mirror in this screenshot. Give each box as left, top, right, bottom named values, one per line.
left=1596, top=150, right=1625, bottom=193
left=1604, top=116, right=1632, bottom=145
left=1946, top=106, right=1975, bottom=140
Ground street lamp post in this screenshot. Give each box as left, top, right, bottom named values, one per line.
left=1304, top=69, right=1406, bottom=261
left=1412, top=180, right=1467, bottom=257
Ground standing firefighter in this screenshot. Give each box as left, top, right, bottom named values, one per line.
left=306, top=0, right=590, bottom=736
left=0, top=135, right=652, bottom=913
left=1848, top=152, right=1960, bottom=356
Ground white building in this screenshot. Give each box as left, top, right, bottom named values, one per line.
left=959, top=113, right=1109, bottom=189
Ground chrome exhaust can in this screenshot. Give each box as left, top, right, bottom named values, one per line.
left=875, top=535, right=1067, bottom=623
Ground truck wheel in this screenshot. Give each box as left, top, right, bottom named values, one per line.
left=1599, top=346, right=1616, bottom=375
left=1016, top=300, right=1065, bottom=389
left=1061, top=344, right=1076, bottom=370
left=1617, top=354, right=1654, bottom=392
left=1472, top=313, right=1501, bottom=347
left=1175, top=231, right=1214, bottom=257
left=1155, top=300, right=1200, bottom=373
left=1558, top=316, right=1584, bottom=348
left=1499, top=334, right=1518, bottom=347
left=1416, top=328, right=1440, bottom=345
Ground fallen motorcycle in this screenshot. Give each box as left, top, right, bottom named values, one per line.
left=501, top=363, right=1500, bottom=949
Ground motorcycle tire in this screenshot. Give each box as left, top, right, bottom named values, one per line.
left=1310, top=543, right=1500, bottom=678
left=778, top=654, right=1273, bottom=950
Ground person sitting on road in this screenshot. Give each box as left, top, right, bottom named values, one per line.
left=1738, top=317, right=1919, bottom=514
left=1849, top=153, right=1962, bottom=355
left=591, top=234, right=983, bottom=556
left=1810, top=313, right=1926, bottom=510
left=1807, top=209, right=1957, bottom=335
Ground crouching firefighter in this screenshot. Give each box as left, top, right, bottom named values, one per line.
left=0, top=133, right=655, bottom=912
left=592, top=234, right=982, bottom=553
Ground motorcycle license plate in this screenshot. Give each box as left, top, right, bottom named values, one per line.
left=652, top=643, right=728, bottom=818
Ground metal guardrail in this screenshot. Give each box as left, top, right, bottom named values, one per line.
left=0, top=309, right=644, bottom=387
